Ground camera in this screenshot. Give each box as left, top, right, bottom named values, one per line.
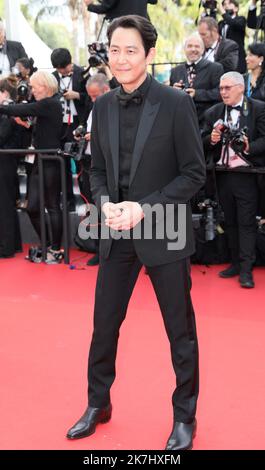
left=215, top=120, right=248, bottom=155
left=201, top=0, right=217, bottom=18
left=64, top=125, right=87, bottom=161
left=198, top=198, right=218, bottom=241
left=17, top=80, right=31, bottom=102
left=88, top=42, right=108, bottom=68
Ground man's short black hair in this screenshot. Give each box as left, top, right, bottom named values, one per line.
left=51, top=48, right=72, bottom=69
left=107, top=15, right=157, bottom=57
left=222, top=0, right=239, bottom=7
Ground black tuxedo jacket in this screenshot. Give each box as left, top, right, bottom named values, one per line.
left=202, top=98, right=265, bottom=167
left=53, top=65, right=88, bottom=123
left=218, top=14, right=246, bottom=73
left=214, top=37, right=239, bottom=73
left=87, top=0, right=157, bottom=20
left=170, top=59, right=223, bottom=126
left=90, top=76, right=206, bottom=266
left=4, top=40, right=28, bottom=70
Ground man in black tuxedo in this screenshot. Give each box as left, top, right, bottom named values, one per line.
left=51, top=48, right=88, bottom=210
left=202, top=71, right=265, bottom=288
left=198, top=16, right=239, bottom=73
left=218, top=0, right=246, bottom=73
left=84, top=0, right=157, bottom=20
left=170, top=33, right=223, bottom=128
left=67, top=15, right=206, bottom=450
left=0, top=20, right=28, bottom=76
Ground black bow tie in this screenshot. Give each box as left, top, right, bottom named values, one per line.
left=116, top=88, right=143, bottom=107
left=186, top=63, right=196, bottom=71
left=227, top=105, right=241, bottom=112
left=61, top=74, right=72, bottom=79
left=205, top=47, right=213, bottom=52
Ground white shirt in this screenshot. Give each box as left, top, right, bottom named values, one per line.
left=0, top=51, right=11, bottom=77
left=203, top=40, right=218, bottom=62
left=59, top=74, right=78, bottom=124
left=85, top=110, right=92, bottom=155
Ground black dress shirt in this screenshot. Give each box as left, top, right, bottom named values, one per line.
left=118, top=74, right=151, bottom=201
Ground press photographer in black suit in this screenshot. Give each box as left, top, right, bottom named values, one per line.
left=198, top=16, right=239, bottom=73
left=202, top=71, right=265, bottom=288
left=67, top=15, right=205, bottom=450
left=0, top=20, right=28, bottom=76
left=0, top=76, right=22, bottom=259
left=51, top=48, right=88, bottom=211
left=170, top=33, right=223, bottom=128
left=0, top=71, right=63, bottom=264
left=218, top=0, right=246, bottom=73
left=84, top=0, right=158, bottom=20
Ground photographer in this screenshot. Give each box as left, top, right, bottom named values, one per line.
left=0, top=20, right=28, bottom=77
left=0, top=71, right=63, bottom=264
left=198, top=16, right=239, bottom=72
left=170, top=33, right=223, bottom=128
left=84, top=0, right=157, bottom=20
left=15, top=57, right=37, bottom=209
left=51, top=48, right=88, bottom=211
left=74, top=73, right=110, bottom=266
left=218, top=1, right=246, bottom=73
left=0, top=77, right=22, bottom=259
left=202, top=71, right=265, bottom=288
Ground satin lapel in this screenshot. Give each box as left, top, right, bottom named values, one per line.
left=129, top=98, right=160, bottom=186
left=108, top=90, right=120, bottom=188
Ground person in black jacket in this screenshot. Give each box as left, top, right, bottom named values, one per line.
left=0, top=20, right=28, bottom=76
left=218, top=0, right=246, bottom=73
left=0, top=77, right=22, bottom=258
left=51, top=48, right=88, bottom=211
left=67, top=15, right=205, bottom=450
left=0, top=71, right=63, bottom=264
left=202, top=71, right=265, bottom=289
left=170, top=33, right=223, bottom=128
left=84, top=0, right=157, bottom=20
left=198, top=16, right=239, bottom=73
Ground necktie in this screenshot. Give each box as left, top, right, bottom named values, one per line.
left=116, top=88, right=143, bottom=107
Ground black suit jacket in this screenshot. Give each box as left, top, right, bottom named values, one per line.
left=87, top=0, right=157, bottom=19
left=219, top=14, right=246, bottom=73
left=214, top=37, right=239, bottom=73
left=3, top=40, right=28, bottom=70
left=90, top=76, right=206, bottom=266
left=53, top=64, right=88, bottom=124
left=202, top=98, right=265, bottom=167
left=170, top=59, right=223, bottom=126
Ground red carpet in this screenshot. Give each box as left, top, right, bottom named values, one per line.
left=0, top=249, right=265, bottom=450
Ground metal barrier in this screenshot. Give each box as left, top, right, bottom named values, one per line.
left=0, top=149, right=70, bottom=264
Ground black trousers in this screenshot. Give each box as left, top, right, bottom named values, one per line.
left=27, top=160, right=62, bottom=251
left=0, top=156, right=22, bottom=256
left=88, top=238, right=199, bottom=423
left=217, top=172, right=258, bottom=272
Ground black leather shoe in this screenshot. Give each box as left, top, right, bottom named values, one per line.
left=219, top=264, right=240, bottom=278
left=66, top=404, right=112, bottom=440
left=165, top=419, right=197, bottom=450
left=239, top=271, right=254, bottom=288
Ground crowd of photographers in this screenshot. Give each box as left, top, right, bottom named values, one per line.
left=0, top=1, right=265, bottom=286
